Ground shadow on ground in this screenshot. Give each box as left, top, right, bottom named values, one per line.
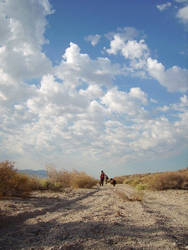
left=0, top=216, right=187, bottom=249
left=0, top=190, right=98, bottom=229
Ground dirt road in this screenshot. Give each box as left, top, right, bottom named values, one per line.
left=0, top=184, right=188, bottom=249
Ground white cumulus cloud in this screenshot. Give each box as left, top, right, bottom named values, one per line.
left=156, top=2, right=172, bottom=11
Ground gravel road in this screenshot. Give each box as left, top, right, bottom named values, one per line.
left=0, top=184, right=188, bottom=249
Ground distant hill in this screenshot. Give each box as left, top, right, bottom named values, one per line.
left=18, top=169, right=47, bottom=178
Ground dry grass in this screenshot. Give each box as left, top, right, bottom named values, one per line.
left=148, top=171, right=188, bottom=190
left=120, top=168, right=188, bottom=191
left=46, top=166, right=98, bottom=190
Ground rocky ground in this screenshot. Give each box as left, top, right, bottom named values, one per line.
left=0, top=184, right=188, bottom=250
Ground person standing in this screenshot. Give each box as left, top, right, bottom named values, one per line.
left=100, top=170, right=105, bottom=186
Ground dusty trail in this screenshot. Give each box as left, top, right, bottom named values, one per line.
left=0, top=185, right=188, bottom=250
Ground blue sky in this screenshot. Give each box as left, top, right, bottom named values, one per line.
left=0, top=0, right=188, bottom=178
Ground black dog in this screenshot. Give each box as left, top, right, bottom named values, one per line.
left=110, top=178, right=116, bottom=187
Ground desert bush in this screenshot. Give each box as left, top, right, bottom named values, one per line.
left=0, top=161, right=33, bottom=197
left=46, top=166, right=97, bottom=190
left=70, top=170, right=98, bottom=189
left=0, top=161, right=17, bottom=197
left=46, top=165, right=72, bottom=189
left=148, top=171, right=188, bottom=190
left=121, top=169, right=188, bottom=191
left=29, top=176, right=41, bottom=190
left=12, top=173, right=33, bottom=197
left=123, top=176, right=144, bottom=186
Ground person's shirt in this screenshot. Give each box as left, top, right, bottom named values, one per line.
left=100, top=172, right=105, bottom=179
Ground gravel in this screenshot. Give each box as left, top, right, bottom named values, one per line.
left=0, top=184, right=187, bottom=249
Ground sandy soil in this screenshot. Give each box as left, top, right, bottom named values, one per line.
left=0, top=184, right=188, bottom=250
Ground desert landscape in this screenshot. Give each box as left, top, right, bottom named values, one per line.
left=0, top=183, right=188, bottom=250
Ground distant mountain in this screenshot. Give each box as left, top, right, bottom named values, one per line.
left=18, top=169, right=47, bottom=178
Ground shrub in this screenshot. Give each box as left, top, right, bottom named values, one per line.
left=0, top=161, right=17, bottom=197
left=70, top=171, right=98, bottom=189
left=46, top=165, right=72, bottom=189
left=46, top=166, right=97, bottom=190
left=148, top=172, right=188, bottom=190
left=121, top=169, right=188, bottom=191
left=0, top=161, right=33, bottom=197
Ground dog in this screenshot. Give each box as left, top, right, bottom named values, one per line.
left=110, top=178, right=116, bottom=187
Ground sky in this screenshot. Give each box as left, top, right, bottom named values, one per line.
left=0, top=0, right=188, bottom=178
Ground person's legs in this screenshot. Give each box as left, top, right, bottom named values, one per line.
left=101, top=178, right=104, bottom=186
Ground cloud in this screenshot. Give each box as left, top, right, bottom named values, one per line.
left=177, top=5, right=188, bottom=24
left=101, top=87, right=148, bottom=116
left=106, top=30, right=150, bottom=78
left=147, top=57, right=188, bottom=92
left=105, top=27, right=138, bottom=42
left=156, top=2, right=172, bottom=11
left=85, top=34, right=101, bottom=46
left=0, top=0, right=53, bottom=81
left=106, top=28, right=188, bottom=93
left=55, top=42, right=122, bottom=87
left=0, top=1, right=187, bottom=171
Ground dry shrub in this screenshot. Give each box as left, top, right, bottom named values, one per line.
left=122, top=174, right=148, bottom=187
left=148, top=171, right=188, bottom=190
left=46, top=165, right=72, bottom=190
left=70, top=170, right=98, bottom=189
left=29, top=176, right=41, bottom=190
left=0, top=161, right=33, bottom=197
left=46, top=165, right=97, bottom=190
left=121, top=169, right=188, bottom=191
